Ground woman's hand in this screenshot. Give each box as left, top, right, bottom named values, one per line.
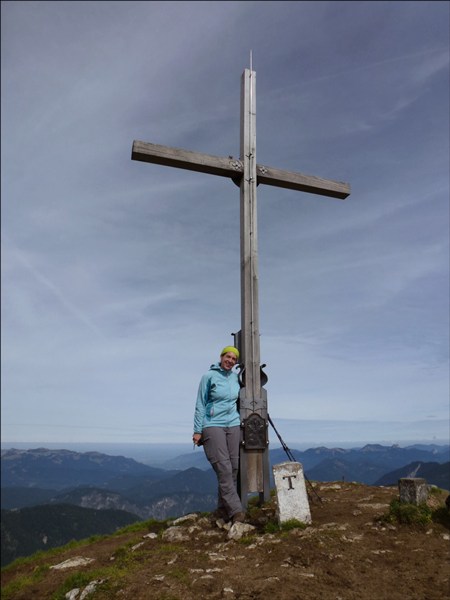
left=192, top=433, right=202, bottom=446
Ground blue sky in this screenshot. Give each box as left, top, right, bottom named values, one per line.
left=2, top=1, right=449, bottom=447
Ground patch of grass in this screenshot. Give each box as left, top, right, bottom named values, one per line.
left=34, top=564, right=50, bottom=577
left=87, top=534, right=108, bottom=543
left=115, top=517, right=169, bottom=536
left=263, top=517, right=308, bottom=533
left=50, top=568, right=112, bottom=600
left=50, top=534, right=162, bottom=600
left=1, top=538, right=88, bottom=573
left=152, top=543, right=185, bottom=556
left=110, top=543, right=146, bottom=568
left=383, top=499, right=432, bottom=526
left=238, top=535, right=257, bottom=545
left=111, top=545, right=129, bottom=561
left=1, top=517, right=193, bottom=599
left=246, top=505, right=261, bottom=520
left=280, top=519, right=308, bottom=532
left=50, top=561, right=145, bottom=600
left=113, top=521, right=148, bottom=535
left=167, top=567, right=190, bottom=585
left=245, top=492, right=277, bottom=523
left=263, top=520, right=280, bottom=534
left=2, top=522, right=146, bottom=573
left=1, top=565, right=50, bottom=600
left=246, top=492, right=276, bottom=509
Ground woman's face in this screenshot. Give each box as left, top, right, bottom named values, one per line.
left=220, top=351, right=237, bottom=371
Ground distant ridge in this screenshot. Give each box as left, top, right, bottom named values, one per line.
left=164, top=443, right=450, bottom=485
left=3, top=445, right=448, bottom=490
left=374, top=461, right=450, bottom=488
left=1, top=447, right=169, bottom=489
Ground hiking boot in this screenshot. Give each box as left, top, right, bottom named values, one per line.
left=231, top=511, right=246, bottom=524
left=212, top=508, right=229, bottom=522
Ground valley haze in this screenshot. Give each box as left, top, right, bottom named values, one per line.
left=2, top=437, right=449, bottom=467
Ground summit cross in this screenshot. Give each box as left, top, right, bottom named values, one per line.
left=131, top=68, right=350, bottom=507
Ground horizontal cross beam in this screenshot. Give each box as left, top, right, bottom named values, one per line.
left=132, top=140, right=350, bottom=200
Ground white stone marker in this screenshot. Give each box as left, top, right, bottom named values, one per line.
left=273, top=462, right=312, bottom=525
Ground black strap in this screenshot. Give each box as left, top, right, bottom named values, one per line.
left=268, top=414, right=323, bottom=504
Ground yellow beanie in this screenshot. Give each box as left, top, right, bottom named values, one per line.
left=220, top=346, right=240, bottom=359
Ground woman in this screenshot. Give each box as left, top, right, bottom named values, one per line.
left=193, top=346, right=245, bottom=524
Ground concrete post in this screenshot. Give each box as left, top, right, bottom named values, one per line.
left=398, top=478, right=429, bottom=505
left=273, top=462, right=312, bottom=525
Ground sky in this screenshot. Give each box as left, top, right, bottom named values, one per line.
left=1, top=1, right=449, bottom=449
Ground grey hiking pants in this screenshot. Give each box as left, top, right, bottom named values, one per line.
left=202, top=425, right=243, bottom=518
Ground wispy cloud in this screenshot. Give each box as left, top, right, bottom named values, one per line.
left=3, top=238, right=103, bottom=336
left=2, top=1, right=448, bottom=444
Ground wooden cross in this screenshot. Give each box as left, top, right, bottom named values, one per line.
left=131, top=68, right=350, bottom=508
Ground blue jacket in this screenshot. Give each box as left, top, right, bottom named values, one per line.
left=193, top=362, right=241, bottom=433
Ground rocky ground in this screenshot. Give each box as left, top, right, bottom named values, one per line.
left=2, top=482, right=449, bottom=600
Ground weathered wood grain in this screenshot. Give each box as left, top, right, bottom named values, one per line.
left=256, top=164, right=350, bottom=199
left=132, top=140, right=243, bottom=179
left=132, top=140, right=350, bottom=199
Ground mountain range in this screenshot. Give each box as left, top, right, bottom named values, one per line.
left=1, top=447, right=171, bottom=490
left=163, top=443, right=450, bottom=485
left=1, top=444, right=448, bottom=566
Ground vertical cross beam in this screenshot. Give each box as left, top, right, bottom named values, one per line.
left=130, top=67, right=350, bottom=510
left=238, top=69, right=270, bottom=507
left=240, top=68, right=260, bottom=398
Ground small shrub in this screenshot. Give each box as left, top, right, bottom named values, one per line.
left=384, top=499, right=432, bottom=526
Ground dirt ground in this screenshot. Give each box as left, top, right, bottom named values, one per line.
left=2, top=482, right=449, bottom=600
